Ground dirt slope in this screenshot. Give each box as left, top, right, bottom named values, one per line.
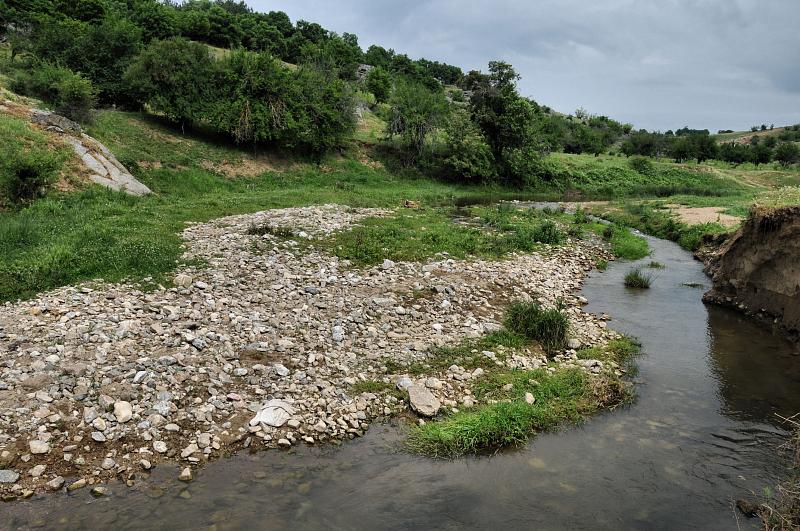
left=703, top=206, right=800, bottom=337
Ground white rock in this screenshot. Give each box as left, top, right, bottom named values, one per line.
left=408, top=386, right=441, bottom=417
left=250, top=400, right=296, bottom=428
left=29, top=440, right=50, bottom=454
left=114, top=401, right=133, bottom=423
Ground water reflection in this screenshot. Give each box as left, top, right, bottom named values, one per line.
left=707, top=306, right=800, bottom=425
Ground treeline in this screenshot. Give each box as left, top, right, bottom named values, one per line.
left=385, top=61, right=632, bottom=185
left=1, top=0, right=466, bottom=158
left=621, top=128, right=800, bottom=166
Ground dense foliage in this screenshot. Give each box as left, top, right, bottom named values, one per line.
left=2, top=0, right=797, bottom=174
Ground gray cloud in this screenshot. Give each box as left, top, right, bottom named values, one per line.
left=249, top=0, right=800, bottom=131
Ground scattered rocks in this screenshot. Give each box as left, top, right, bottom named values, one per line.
left=178, top=467, right=193, bottom=482
left=0, top=204, right=616, bottom=496
left=114, top=401, right=133, bottom=423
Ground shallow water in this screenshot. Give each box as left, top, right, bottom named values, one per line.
left=5, top=235, right=800, bottom=530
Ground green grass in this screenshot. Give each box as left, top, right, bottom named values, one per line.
left=349, top=379, right=401, bottom=398
left=546, top=152, right=748, bottom=199
left=624, top=268, right=652, bottom=289
left=601, top=203, right=730, bottom=251
left=406, top=336, right=639, bottom=457
left=575, top=337, right=641, bottom=363
left=406, top=368, right=590, bottom=457
left=322, top=204, right=565, bottom=267
left=0, top=113, right=71, bottom=206
left=384, top=330, right=527, bottom=376
left=647, top=261, right=665, bottom=269
left=1, top=110, right=515, bottom=301
left=504, top=300, right=569, bottom=353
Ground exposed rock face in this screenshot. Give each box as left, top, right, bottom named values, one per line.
left=31, top=109, right=82, bottom=134
left=64, top=135, right=152, bottom=196
left=703, top=206, right=800, bottom=336
left=28, top=108, right=151, bottom=196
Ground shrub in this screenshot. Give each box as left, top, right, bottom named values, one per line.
left=627, top=155, right=655, bottom=176
left=365, top=66, right=391, bottom=103
left=624, top=268, right=652, bottom=288
left=504, top=300, right=569, bottom=353
left=1, top=150, right=62, bottom=204
left=440, top=109, right=496, bottom=182
left=11, top=61, right=97, bottom=122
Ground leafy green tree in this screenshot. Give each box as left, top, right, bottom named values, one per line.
left=289, top=66, right=356, bottom=158
left=129, top=0, right=178, bottom=42
left=440, top=109, right=495, bottom=182
left=687, top=133, right=717, bottom=163
left=668, top=137, right=691, bottom=162
left=775, top=142, right=800, bottom=166
left=28, top=14, right=142, bottom=105
left=176, top=8, right=211, bottom=41
left=124, top=38, right=215, bottom=129
left=750, top=142, right=773, bottom=165
left=365, top=66, right=391, bottom=103
left=387, top=80, right=448, bottom=162
left=470, top=61, right=523, bottom=159
left=363, top=44, right=393, bottom=68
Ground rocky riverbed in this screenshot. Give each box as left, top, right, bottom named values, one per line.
left=0, top=204, right=618, bottom=499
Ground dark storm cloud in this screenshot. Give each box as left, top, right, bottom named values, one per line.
left=249, top=0, right=800, bottom=131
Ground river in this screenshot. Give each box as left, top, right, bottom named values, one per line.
left=5, top=234, right=800, bottom=530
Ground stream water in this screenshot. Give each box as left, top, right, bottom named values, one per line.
left=5, top=234, right=800, bottom=530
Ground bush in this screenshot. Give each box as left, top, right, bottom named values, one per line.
left=504, top=300, right=569, bottom=353
left=624, top=268, right=652, bottom=288
left=440, top=109, right=496, bottom=182
left=365, top=66, right=391, bottom=103
left=627, top=155, right=655, bottom=176
left=10, top=61, right=97, bottom=122
left=1, top=150, right=62, bottom=204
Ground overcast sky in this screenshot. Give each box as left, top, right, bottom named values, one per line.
left=248, top=0, right=799, bottom=132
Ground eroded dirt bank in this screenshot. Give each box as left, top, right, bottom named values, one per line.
left=703, top=205, right=800, bottom=338
left=0, top=205, right=619, bottom=499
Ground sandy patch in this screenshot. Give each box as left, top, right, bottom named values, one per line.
left=664, top=204, right=741, bottom=227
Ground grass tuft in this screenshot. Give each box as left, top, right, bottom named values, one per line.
left=504, top=300, right=569, bottom=354
left=624, top=268, right=652, bottom=288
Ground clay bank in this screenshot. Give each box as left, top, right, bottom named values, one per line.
left=703, top=205, right=800, bottom=339
left=0, top=204, right=619, bottom=498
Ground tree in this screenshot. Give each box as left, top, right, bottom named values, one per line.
left=124, top=38, right=215, bottom=128
left=668, top=137, right=691, bottom=162
left=365, top=66, right=391, bottom=103
left=363, top=44, right=393, bottom=68
left=751, top=142, right=773, bottom=165
left=440, top=109, right=495, bottom=182
left=687, top=133, right=717, bottom=163
left=775, top=142, right=800, bottom=166
left=129, top=0, right=178, bottom=42
left=470, top=61, right=521, bottom=159
left=387, top=80, right=448, bottom=162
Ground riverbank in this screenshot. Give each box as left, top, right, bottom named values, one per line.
left=0, top=203, right=627, bottom=498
